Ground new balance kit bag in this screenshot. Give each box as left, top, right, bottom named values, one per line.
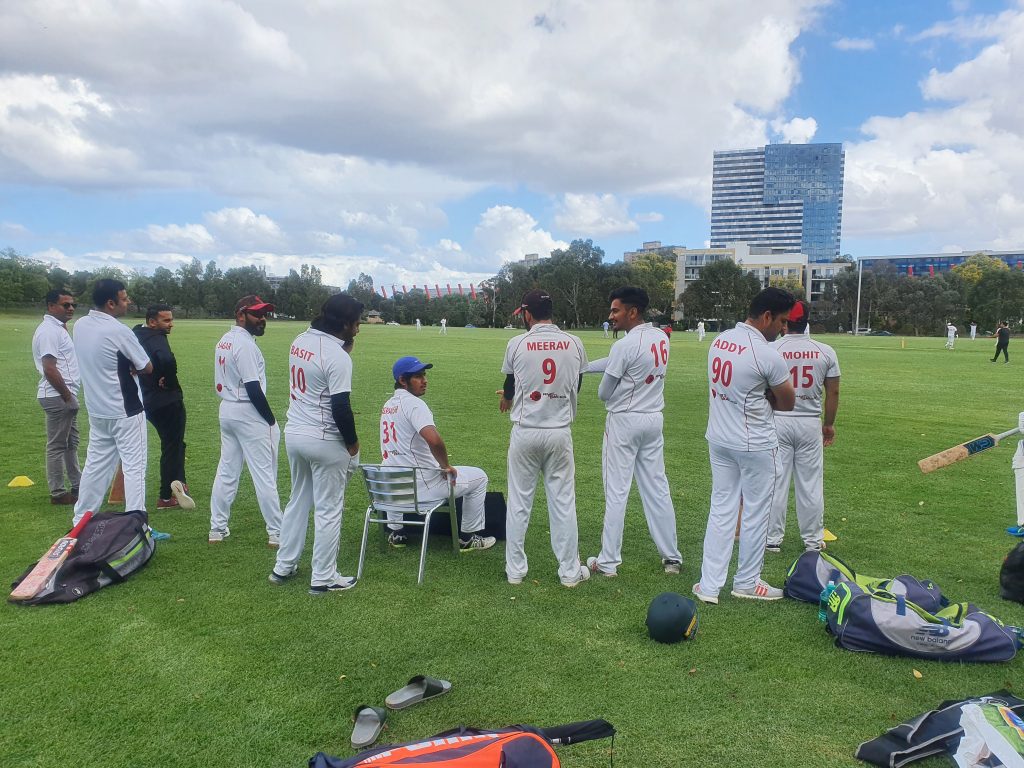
left=856, top=691, right=1024, bottom=767
left=1002, top=542, right=1024, bottom=604
left=10, top=510, right=156, bottom=605
left=824, top=582, right=1021, bottom=663
left=784, top=550, right=948, bottom=612
left=310, top=719, right=614, bottom=768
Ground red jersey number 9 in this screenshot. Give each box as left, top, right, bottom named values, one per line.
left=542, top=358, right=556, bottom=384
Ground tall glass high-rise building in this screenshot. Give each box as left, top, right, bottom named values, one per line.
left=710, top=143, right=845, bottom=262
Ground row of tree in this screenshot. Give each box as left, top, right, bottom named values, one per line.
left=2, top=244, right=1021, bottom=333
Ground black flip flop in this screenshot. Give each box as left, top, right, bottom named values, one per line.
left=351, top=704, right=388, bottom=749
left=384, top=675, right=452, bottom=710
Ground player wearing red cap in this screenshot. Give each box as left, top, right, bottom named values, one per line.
left=766, top=300, right=841, bottom=553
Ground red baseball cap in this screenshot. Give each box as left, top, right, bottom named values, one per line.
left=234, top=295, right=275, bottom=315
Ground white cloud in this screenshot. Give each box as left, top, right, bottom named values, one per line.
left=832, top=37, right=875, bottom=51
left=555, top=194, right=638, bottom=236
left=771, top=116, right=819, bottom=144
left=472, top=206, right=569, bottom=266
left=845, top=5, right=1024, bottom=249
left=1, top=221, right=29, bottom=237
left=635, top=212, right=664, bottom=223
left=203, top=207, right=285, bottom=250
left=144, top=223, right=215, bottom=253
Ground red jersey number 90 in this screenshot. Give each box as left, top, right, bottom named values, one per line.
left=710, top=356, right=733, bottom=387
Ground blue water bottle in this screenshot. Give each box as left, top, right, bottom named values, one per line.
left=818, top=580, right=836, bottom=623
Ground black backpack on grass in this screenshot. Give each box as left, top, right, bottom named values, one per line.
left=1001, top=541, right=1024, bottom=604
left=10, top=510, right=155, bottom=605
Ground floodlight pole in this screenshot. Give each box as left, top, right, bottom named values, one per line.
left=854, top=258, right=863, bottom=336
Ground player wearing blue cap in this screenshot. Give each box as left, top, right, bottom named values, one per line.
left=379, top=355, right=496, bottom=551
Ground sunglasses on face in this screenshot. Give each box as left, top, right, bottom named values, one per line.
left=61, top=302, right=77, bottom=309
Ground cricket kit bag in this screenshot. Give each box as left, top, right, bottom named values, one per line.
left=855, top=691, right=1024, bottom=767
left=784, top=550, right=948, bottom=612
left=10, top=510, right=156, bottom=605
left=824, top=582, right=1021, bottom=663
left=421, top=491, right=508, bottom=541
left=310, top=720, right=615, bottom=768
left=1001, top=542, right=1024, bottom=604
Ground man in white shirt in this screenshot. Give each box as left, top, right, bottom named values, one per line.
left=693, top=287, right=796, bottom=604
left=697, top=320, right=706, bottom=342
left=946, top=322, right=958, bottom=350
left=766, top=300, right=841, bottom=554
left=272, top=293, right=363, bottom=594
left=585, top=286, right=682, bottom=578
left=71, top=279, right=154, bottom=525
left=439, top=317, right=447, bottom=335
left=209, top=295, right=283, bottom=546
left=499, top=289, right=590, bottom=587
left=380, top=356, right=497, bottom=551
left=970, top=322, right=977, bottom=341
left=32, top=289, right=82, bottom=505
left=602, top=320, right=610, bottom=338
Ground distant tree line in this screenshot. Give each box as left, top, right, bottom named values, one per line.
left=0, top=240, right=677, bottom=327
left=6, top=244, right=1016, bottom=334
left=681, top=253, right=1024, bottom=336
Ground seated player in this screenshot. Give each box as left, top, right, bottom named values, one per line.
left=379, top=356, right=496, bottom=551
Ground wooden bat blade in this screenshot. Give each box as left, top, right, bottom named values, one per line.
left=9, top=512, right=93, bottom=601
left=918, top=432, right=1005, bottom=473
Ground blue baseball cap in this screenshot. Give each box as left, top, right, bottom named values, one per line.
left=392, top=356, right=433, bottom=381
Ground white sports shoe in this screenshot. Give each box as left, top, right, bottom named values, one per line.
left=662, top=559, right=681, bottom=575
left=586, top=556, right=617, bottom=577
left=562, top=565, right=591, bottom=588
left=267, top=533, right=280, bottom=548
left=731, top=579, right=784, bottom=601
left=208, top=527, right=230, bottom=543
left=309, top=576, right=356, bottom=595
left=692, top=582, right=719, bottom=605
left=170, top=480, right=195, bottom=510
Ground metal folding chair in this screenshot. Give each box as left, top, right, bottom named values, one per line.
left=356, top=465, right=459, bottom=585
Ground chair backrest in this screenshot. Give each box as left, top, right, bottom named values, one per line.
left=360, top=465, right=423, bottom=512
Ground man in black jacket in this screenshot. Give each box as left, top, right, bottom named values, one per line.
left=133, top=304, right=194, bottom=509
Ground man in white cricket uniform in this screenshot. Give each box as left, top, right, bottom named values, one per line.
left=415, top=318, right=422, bottom=331
left=602, top=320, right=610, bottom=338
left=946, top=323, right=958, bottom=349
left=694, top=287, right=796, bottom=604
left=272, top=294, right=363, bottom=594
left=766, top=300, right=841, bottom=553
left=970, top=322, right=977, bottom=341
left=439, top=317, right=447, bottom=335
left=209, top=295, right=283, bottom=545
left=500, top=289, right=589, bottom=587
left=586, top=286, right=681, bottom=577
left=32, top=289, right=82, bottom=505
left=697, top=320, right=706, bottom=342
left=71, top=279, right=153, bottom=525
left=380, top=356, right=497, bottom=550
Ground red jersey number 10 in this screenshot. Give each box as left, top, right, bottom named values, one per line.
left=290, top=365, right=307, bottom=394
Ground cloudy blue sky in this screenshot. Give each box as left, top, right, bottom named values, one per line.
left=1, top=0, right=1022, bottom=291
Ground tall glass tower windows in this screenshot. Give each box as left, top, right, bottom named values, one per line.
left=710, top=143, right=845, bottom=262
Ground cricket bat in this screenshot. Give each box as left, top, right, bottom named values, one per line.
left=9, top=512, right=93, bottom=602
left=918, top=428, right=1021, bottom=474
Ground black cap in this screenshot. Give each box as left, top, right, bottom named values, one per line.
left=514, top=289, right=552, bottom=317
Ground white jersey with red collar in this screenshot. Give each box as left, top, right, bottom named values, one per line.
left=771, top=335, right=840, bottom=418
left=502, top=323, right=588, bottom=428
left=603, top=322, right=669, bottom=413
left=705, top=321, right=789, bottom=451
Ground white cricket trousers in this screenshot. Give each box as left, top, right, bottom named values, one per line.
left=596, top=411, right=680, bottom=573
left=767, top=417, right=825, bottom=550
left=275, top=432, right=355, bottom=587
left=386, top=466, right=488, bottom=534
left=73, top=413, right=147, bottom=524
left=209, top=415, right=283, bottom=536
left=698, top=441, right=779, bottom=595
left=505, top=425, right=581, bottom=584
left=1013, top=442, right=1024, bottom=527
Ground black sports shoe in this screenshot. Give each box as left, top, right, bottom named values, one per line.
left=387, top=530, right=409, bottom=548
left=268, top=569, right=296, bottom=585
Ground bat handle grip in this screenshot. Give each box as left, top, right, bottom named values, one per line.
left=69, top=511, right=94, bottom=537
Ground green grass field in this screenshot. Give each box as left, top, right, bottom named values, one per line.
left=1, top=315, right=1022, bottom=768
